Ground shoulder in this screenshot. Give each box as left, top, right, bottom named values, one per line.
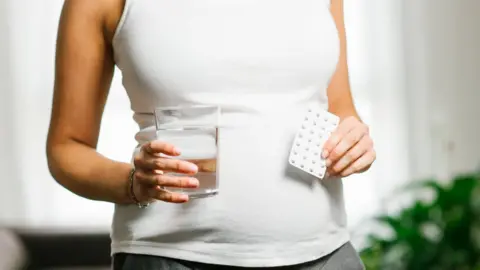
left=61, top=0, right=126, bottom=43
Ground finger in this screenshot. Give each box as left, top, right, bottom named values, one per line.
left=322, top=117, right=356, bottom=158
left=331, top=136, right=370, bottom=174
left=327, top=129, right=367, bottom=167
left=138, top=156, right=198, bottom=174
left=143, top=140, right=181, bottom=156
left=134, top=148, right=173, bottom=170
left=153, top=158, right=198, bottom=174
left=134, top=170, right=199, bottom=188
left=157, top=174, right=199, bottom=188
left=133, top=169, right=158, bottom=186
left=339, top=150, right=376, bottom=177
left=154, top=189, right=189, bottom=203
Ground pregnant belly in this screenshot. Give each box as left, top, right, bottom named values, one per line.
left=120, top=107, right=346, bottom=244
left=194, top=123, right=340, bottom=241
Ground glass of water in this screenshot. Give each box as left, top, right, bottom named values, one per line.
left=154, top=105, right=220, bottom=199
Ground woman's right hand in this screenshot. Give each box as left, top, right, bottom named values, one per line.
left=132, top=140, right=199, bottom=203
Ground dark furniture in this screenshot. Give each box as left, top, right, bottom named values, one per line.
left=10, top=227, right=111, bottom=270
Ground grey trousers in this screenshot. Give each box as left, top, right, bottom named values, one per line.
left=113, top=242, right=365, bottom=270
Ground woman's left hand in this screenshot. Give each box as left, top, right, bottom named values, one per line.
left=322, top=116, right=376, bottom=177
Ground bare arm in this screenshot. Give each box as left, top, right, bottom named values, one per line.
left=322, top=0, right=376, bottom=176
left=46, top=0, right=132, bottom=204
left=327, top=0, right=359, bottom=120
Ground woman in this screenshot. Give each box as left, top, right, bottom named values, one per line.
left=46, top=0, right=376, bottom=269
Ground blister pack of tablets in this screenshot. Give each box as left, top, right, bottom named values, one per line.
left=288, top=106, right=339, bottom=179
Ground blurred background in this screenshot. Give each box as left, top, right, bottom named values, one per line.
left=0, top=0, right=479, bottom=269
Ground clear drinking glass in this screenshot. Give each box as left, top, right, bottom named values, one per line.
left=154, top=105, right=220, bottom=199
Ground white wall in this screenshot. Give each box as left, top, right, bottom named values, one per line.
left=342, top=0, right=409, bottom=230
left=363, top=0, right=411, bottom=210
left=4, top=0, right=58, bottom=227
left=0, top=0, right=26, bottom=225
left=428, top=1, right=480, bottom=177
left=404, top=0, right=480, bottom=181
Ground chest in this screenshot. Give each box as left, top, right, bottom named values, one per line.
left=114, top=0, right=339, bottom=105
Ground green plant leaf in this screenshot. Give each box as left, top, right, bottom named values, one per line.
left=359, top=171, right=480, bottom=270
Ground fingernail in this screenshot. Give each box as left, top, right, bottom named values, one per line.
left=188, top=164, right=198, bottom=173
left=322, top=150, right=329, bottom=159
left=173, top=147, right=181, bottom=155
left=325, top=159, right=332, bottom=167
left=179, top=194, right=189, bottom=201
left=189, top=178, right=199, bottom=187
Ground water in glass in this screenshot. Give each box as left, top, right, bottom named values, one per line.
left=155, top=106, right=219, bottom=199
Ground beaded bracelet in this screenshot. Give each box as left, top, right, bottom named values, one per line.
left=128, top=168, right=150, bottom=209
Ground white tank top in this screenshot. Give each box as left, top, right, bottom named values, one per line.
left=111, top=0, right=349, bottom=267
